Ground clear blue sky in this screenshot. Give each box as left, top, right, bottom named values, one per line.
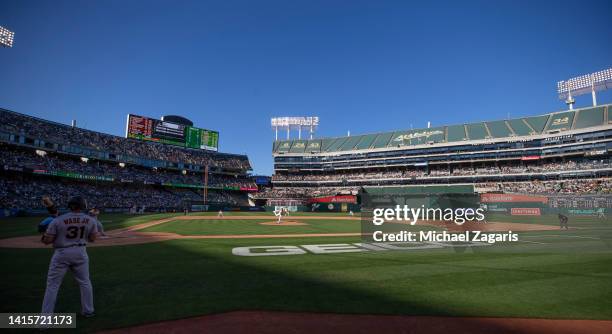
left=1, top=0, right=611, bottom=174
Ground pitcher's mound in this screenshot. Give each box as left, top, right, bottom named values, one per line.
left=259, top=220, right=308, bottom=226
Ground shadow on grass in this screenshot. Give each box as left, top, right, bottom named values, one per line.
left=1, top=234, right=611, bottom=333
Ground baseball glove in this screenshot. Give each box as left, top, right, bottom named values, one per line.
left=38, top=196, right=58, bottom=234
left=42, top=196, right=58, bottom=215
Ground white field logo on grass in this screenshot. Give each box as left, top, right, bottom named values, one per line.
left=232, top=241, right=491, bottom=256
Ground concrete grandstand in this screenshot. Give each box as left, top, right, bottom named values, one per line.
left=0, top=109, right=257, bottom=214
left=261, top=104, right=612, bottom=204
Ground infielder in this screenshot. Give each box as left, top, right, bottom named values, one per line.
left=41, top=196, right=99, bottom=317
left=558, top=213, right=569, bottom=230
left=218, top=210, right=224, bottom=218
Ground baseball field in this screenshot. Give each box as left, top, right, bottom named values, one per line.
left=1, top=212, right=612, bottom=333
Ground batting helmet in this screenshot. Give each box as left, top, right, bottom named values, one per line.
left=68, top=196, right=87, bottom=211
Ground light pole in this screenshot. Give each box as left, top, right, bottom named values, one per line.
left=0, top=26, right=15, bottom=48
left=271, top=116, right=319, bottom=141
left=557, top=68, right=612, bottom=109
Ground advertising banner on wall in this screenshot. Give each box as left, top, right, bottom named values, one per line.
left=510, top=208, right=542, bottom=216
left=481, top=193, right=548, bottom=204
left=308, top=195, right=357, bottom=204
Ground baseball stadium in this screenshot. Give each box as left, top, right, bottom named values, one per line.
left=1, top=97, right=612, bottom=332
left=1, top=2, right=612, bottom=333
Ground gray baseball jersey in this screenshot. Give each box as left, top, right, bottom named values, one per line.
left=42, top=212, right=98, bottom=315
left=45, top=212, right=98, bottom=248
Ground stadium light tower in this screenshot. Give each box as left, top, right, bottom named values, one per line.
left=0, top=26, right=15, bottom=48
left=557, top=68, right=612, bottom=110
left=271, top=117, right=319, bottom=140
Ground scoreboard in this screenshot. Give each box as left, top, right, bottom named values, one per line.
left=185, top=126, right=219, bottom=151
left=126, top=114, right=219, bottom=151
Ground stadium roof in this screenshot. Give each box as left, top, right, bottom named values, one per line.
left=273, top=104, right=612, bottom=154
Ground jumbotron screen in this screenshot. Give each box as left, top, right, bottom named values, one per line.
left=126, top=114, right=219, bottom=151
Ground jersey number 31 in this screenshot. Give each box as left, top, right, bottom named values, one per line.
left=66, top=226, right=86, bottom=239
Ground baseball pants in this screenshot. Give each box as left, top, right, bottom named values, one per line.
left=41, top=247, right=94, bottom=315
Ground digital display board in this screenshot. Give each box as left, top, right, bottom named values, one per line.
left=126, top=114, right=219, bottom=151
left=185, top=126, right=219, bottom=151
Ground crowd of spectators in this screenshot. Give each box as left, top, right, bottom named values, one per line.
left=273, top=170, right=423, bottom=181
left=272, top=159, right=612, bottom=182
left=0, top=174, right=247, bottom=210
left=1, top=146, right=256, bottom=189
left=255, top=178, right=611, bottom=201
left=253, top=187, right=358, bottom=199
left=0, top=110, right=251, bottom=170
left=490, top=179, right=612, bottom=195
left=1, top=176, right=183, bottom=209
left=497, top=161, right=611, bottom=174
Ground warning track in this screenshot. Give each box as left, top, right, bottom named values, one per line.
left=99, top=310, right=612, bottom=334
left=0, top=215, right=559, bottom=249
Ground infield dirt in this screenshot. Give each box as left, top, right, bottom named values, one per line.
left=99, top=310, right=612, bottom=334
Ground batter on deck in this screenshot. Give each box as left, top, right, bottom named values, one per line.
left=41, top=196, right=99, bottom=317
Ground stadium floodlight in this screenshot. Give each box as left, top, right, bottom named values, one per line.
left=271, top=116, right=319, bottom=140
left=557, top=68, right=612, bottom=109
left=0, top=26, right=15, bottom=48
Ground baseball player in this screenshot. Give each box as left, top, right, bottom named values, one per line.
left=88, top=207, right=107, bottom=237
left=41, top=196, right=99, bottom=317
left=558, top=213, right=569, bottom=230
left=218, top=210, right=224, bottom=218
left=273, top=207, right=285, bottom=224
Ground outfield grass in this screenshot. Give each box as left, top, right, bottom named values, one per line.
left=1, top=213, right=611, bottom=332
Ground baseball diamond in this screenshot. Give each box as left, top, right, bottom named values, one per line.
left=1, top=212, right=612, bottom=333
left=2, top=2, right=612, bottom=333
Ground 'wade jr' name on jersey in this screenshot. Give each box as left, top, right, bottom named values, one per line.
left=46, top=212, right=98, bottom=249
